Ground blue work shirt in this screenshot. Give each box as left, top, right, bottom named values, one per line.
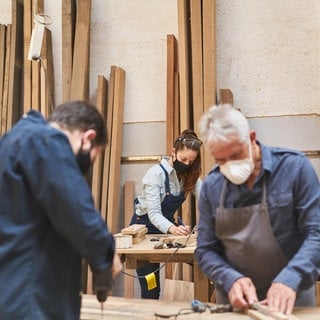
left=195, top=142, right=320, bottom=295
left=0, top=111, right=115, bottom=319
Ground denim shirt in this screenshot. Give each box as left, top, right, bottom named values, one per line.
left=135, top=157, right=202, bottom=233
left=195, top=142, right=320, bottom=294
left=0, top=111, right=115, bottom=319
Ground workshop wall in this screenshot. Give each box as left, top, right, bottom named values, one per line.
left=0, top=0, right=319, bottom=299
left=1, top=0, right=319, bottom=212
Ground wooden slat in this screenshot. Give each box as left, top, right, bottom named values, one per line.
left=70, top=0, right=91, bottom=101
left=91, top=75, right=108, bottom=210
left=166, top=34, right=177, bottom=154
left=0, top=24, right=6, bottom=134
left=61, top=0, right=76, bottom=102
left=100, top=66, right=116, bottom=222
left=40, top=27, right=54, bottom=118
left=190, top=0, right=204, bottom=133
left=23, top=0, right=32, bottom=113
left=202, top=0, right=217, bottom=176
left=107, top=67, right=125, bottom=233
left=1, top=25, right=11, bottom=135
left=124, top=181, right=135, bottom=298
left=177, top=0, right=191, bottom=130
left=8, top=0, right=23, bottom=129
left=31, top=0, right=44, bottom=113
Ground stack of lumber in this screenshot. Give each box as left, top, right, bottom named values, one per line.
left=165, top=0, right=217, bottom=287
left=121, top=224, right=148, bottom=244
left=0, top=0, right=54, bottom=135
left=0, top=0, right=23, bottom=135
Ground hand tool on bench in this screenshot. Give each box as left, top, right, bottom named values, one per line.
left=249, top=302, right=301, bottom=320
left=93, top=268, right=113, bottom=317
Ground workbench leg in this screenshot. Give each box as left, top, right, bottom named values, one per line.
left=193, top=262, right=210, bottom=302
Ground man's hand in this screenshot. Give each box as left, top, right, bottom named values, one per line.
left=228, top=277, right=258, bottom=308
left=112, top=253, right=123, bottom=277
left=261, top=282, right=296, bottom=314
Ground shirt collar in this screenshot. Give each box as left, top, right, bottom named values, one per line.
left=160, top=156, right=174, bottom=174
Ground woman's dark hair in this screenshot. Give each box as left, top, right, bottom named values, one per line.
left=174, top=129, right=202, bottom=193
left=48, top=100, right=107, bottom=146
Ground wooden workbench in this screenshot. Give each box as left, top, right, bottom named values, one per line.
left=80, top=294, right=320, bottom=320
left=116, top=234, right=210, bottom=301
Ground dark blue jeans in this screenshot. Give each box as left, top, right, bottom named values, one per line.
left=136, top=263, right=161, bottom=299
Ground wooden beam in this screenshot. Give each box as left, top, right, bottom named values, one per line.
left=8, top=0, right=23, bottom=129
left=0, top=24, right=6, bottom=134
left=23, top=0, right=32, bottom=113
left=91, top=75, right=108, bottom=210
left=124, top=181, right=135, bottom=298
left=202, top=0, right=217, bottom=176
left=1, top=25, right=11, bottom=135
left=107, top=67, right=125, bottom=233
left=70, top=0, right=91, bottom=101
left=61, top=0, right=76, bottom=102
left=166, top=34, right=177, bottom=154
left=190, top=0, right=204, bottom=133
left=177, top=0, right=191, bottom=130
left=40, top=27, right=54, bottom=118
left=100, top=66, right=116, bottom=222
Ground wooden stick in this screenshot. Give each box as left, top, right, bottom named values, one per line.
left=91, top=75, right=108, bottom=210
left=166, top=34, right=177, bottom=154
left=70, top=0, right=91, bottom=101
left=1, top=25, right=11, bottom=135
left=107, top=67, right=125, bottom=233
left=23, top=0, right=32, bottom=113
left=61, top=0, right=76, bottom=102
left=124, top=181, right=135, bottom=298
left=0, top=24, right=6, bottom=134
left=8, top=0, right=23, bottom=129
left=100, top=66, right=116, bottom=222
left=177, top=0, right=191, bottom=130
left=40, top=27, right=54, bottom=117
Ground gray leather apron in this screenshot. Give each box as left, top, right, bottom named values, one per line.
left=215, top=178, right=288, bottom=302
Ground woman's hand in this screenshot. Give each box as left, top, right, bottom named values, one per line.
left=168, top=224, right=190, bottom=236
left=112, top=253, right=123, bottom=277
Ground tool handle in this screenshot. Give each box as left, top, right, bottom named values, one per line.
left=93, top=268, right=112, bottom=303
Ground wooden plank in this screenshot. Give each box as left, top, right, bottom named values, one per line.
left=177, top=0, right=191, bottom=130
left=23, top=0, right=32, bottom=113
left=40, top=27, right=54, bottom=118
left=190, top=0, right=204, bottom=133
left=166, top=34, right=177, bottom=154
left=61, top=0, right=76, bottom=102
left=0, top=24, right=6, bottom=134
left=31, top=0, right=44, bottom=113
left=8, top=0, right=23, bottom=129
left=124, top=181, right=135, bottom=298
left=91, top=75, right=108, bottom=210
left=107, top=67, right=125, bottom=233
left=202, top=0, right=217, bottom=176
left=163, top=279, right=194, bottom=302
left=100, top=66, right=116, bottom=222
left=1, top=24, right=11, bottom=135
left=70, top=0, right=91, bottom=101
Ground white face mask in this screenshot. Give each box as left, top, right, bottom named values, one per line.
left=219, top=142, right=254, bottom=185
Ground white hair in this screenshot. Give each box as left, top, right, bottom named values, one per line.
left=198, top=104, right=250, bottom=145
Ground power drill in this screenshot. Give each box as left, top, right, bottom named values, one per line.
left=191, top=300, right=207, bottom=313
left=93, top=268, right=113, bottom=304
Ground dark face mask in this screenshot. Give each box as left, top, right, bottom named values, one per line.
left=173, top=159, right=192, bottom=173
left=76, top=147, right=92, bottom=175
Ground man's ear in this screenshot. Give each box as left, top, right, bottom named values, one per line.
left=82, top=129, right=96, bottom=149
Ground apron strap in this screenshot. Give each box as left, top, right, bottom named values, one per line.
left=159, top=164, right=170, bottom=195
left=219, top=176, right=267, bottom=208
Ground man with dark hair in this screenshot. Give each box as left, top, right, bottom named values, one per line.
left=0, top=100, right=122, bottom=319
